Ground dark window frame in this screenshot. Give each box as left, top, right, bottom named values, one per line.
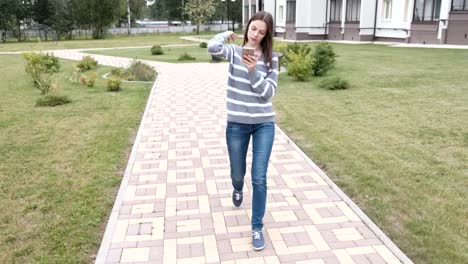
left=286, top=0, right=296, bottom=23
left=346, top=0, right=361, bottom=22
left=452, top=0, right=468, bottom=11
left=330, top=0, right=343, bottom=22
left=413, top=0, right=442, bottom=21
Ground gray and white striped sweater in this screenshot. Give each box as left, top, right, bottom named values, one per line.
left=208, top=32, right=279, bottom=124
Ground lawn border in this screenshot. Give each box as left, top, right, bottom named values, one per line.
left=94, top=73, right=160, bottom=264
left=275, top=124, right=414, bottom=264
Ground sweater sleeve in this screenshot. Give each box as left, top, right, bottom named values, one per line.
left=207, top=32, right=235, bottom=62
left=247, top=53, right=279, bottom=100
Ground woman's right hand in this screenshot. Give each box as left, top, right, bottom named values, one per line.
left=225, top=31, right=237, bottom=42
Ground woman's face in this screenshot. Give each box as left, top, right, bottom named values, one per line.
left=247, top=20, right=267, bottom=47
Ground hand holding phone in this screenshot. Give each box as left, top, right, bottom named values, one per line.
left=242, top=47, right=255, bottom=57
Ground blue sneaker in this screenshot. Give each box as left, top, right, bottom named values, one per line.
left=252, top=230, right=265, bottom=251
left=232, top=189, right=243, bottom=207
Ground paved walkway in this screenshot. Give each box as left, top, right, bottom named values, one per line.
left=47, top=49, right=412, bottom=264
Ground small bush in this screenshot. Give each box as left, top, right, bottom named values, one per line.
left=110, top=68, right=125, bottom=78
left=79, top=72, right=97, bottom=87
left=319, top=76, right=350, bottom=90
left=107, top=77, right=122, bottom=92
left=151, top=45, right=164, bottom=55
left=36, top=94, right=71, bottom=107
left=199, top=42, right=207, bottom=48
left=287, top=53, right=314, bottom=81
left=126, top=61, right=157, bottom=81
left=23, top=52, right=60, bottom=94
left=312, top=42, right=336, bottom=76
left=282, top=43, right=312, bottom=68
left=178, top=53, right=196, bottom=61
left=76, top=56, right=98, bottom=72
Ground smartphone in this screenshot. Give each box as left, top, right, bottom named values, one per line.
left=242, top=47, right=255, bottom=57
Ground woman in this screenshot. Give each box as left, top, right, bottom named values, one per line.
left=208, top=11, right=278, bottom=251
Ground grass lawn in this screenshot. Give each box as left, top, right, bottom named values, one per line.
left=274, top=44, right=468, bottom=263
left=0, top=55, right=151, bottom=263
left=85, top=45, right=214, bottom=63
left=0, top=32, right=196, bottom=52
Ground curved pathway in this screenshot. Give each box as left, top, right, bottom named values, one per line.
left=46, top=49, right=412, bottom=264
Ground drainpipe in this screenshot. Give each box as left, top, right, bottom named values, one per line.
left=325, top=0, right=329, bottom=38
left=341, top=0, right=347, bottom=39
left=274, top=0, right=277, bottom=36
left=373, top=0, right=379, bottom=40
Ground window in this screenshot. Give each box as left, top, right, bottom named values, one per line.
left=452, top=0, right=468, bottom=11
left=286, top=0, right=296, bottom=23
left=330, top=0, right=342, bottom=22
left=383, top=0, right=392, bottom=20
left=279, top=5, right=284, bottom=21
left=414, top=0, right=442, bottom=21
left=346, top=0, right=361, bottom=22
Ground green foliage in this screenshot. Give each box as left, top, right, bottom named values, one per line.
left=125, top=61, right=157, bottom=81
left=184, top=0, right=217, bottom=34
left=76, top=56, right=98, bottom=72
left=106, top=76, right=122, bottom=91
left=151, top=45, right=164, bottom=55
left=178, top=53, right=196, bottom=61
left=23, top=52, right=60, bottom=94
left=282, top=43, right=313, bottom=68
left=110, top=68, right=125, bottom=78
left=79, top=72, right=97, bottom=87
left=36, top=94, right=71, bottom=107
left=312, top=42, right=336, bottom=76
left=199, top=42, right=208, bottom=48
left=319, top=76, right=350, bottom=90
left=287, top=53, right=314, bottom=81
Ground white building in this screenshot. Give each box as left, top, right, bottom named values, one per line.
left=242, top=0, right=468, bottom=45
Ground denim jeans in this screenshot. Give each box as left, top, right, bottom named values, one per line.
left=226, top=121, right=275, bottom=230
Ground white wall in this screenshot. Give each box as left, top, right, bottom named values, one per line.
left=375, top=0, right=413, bottom=39
left=360, top=0, right=378, bottom=36
left=295, top=0, right=327, bottom=35
left=276, top=0, right=286, bottom=33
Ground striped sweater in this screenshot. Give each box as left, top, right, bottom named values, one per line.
left=208, top=32, right=279, bottom=124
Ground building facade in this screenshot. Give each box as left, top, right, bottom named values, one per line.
left=242, top=0, right=468, bottom=45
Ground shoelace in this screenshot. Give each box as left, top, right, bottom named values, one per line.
left=252, top=231, right=261, bottom=240
left=235, top=193, right=241, bottom=200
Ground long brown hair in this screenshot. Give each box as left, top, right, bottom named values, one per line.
left=243, top=11, right=274, bottom=69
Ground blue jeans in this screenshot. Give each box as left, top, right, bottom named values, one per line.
left=226, top=121, right=275, bottom=230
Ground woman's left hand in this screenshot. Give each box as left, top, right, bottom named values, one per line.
left=242, top=55, right=258, bottom=72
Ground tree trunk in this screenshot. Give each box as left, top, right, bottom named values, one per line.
left=197, top=21, right=200, bottom=34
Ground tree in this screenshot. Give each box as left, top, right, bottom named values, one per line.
left=0, top=0, right=16, bottom=42
left=76, top=0, right=126, bottom=39
left=184, top=0, right=217, bottom=34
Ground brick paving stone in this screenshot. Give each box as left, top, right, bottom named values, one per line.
left=48, top=49, right=411, bottom=264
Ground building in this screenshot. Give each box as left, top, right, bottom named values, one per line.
left=242, top=0, right=468, bottom=45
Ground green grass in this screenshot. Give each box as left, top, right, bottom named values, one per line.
left=0, top=55, right=151, bottom=263
left=86, top=45, right=214, bottom=63
left=0, top=32, right=196, bottom=52
left=274, top=44, right=468, bottom=264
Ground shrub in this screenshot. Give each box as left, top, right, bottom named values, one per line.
left=110, top=68, right=125, bottom=78
left=199, top=42, right=207, bottom=48
left=79, top=72, right=97, bottom=87
left=283, top=43, right=313, bottom=68
left=151, top=45, right=164, bottom=55
left=126, top=61, right=157, bottom=81
left=76, top=56, right=98, bottom=72
left=23, top=52, right=60, bottom=94
left=287, top=53, right=314, bottom=81
left=106, top=76, right=122, bottom=92
left=312, top=42, right=336, bottom=76
left=178, top=53, right=196, bottom=61
left=319, top=76, right=350, bottom=90
left=36, top=94, right=71, bottom=107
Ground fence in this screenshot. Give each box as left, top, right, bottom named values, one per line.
left=1, top=23, right=238, bottom=42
